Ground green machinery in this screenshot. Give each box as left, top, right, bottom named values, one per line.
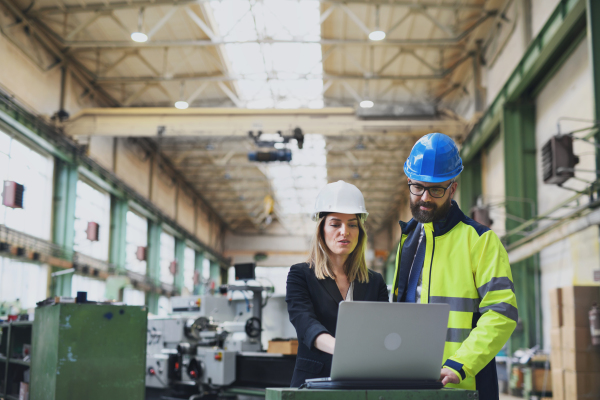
left=31, top=303, right=147, bottom=400
left=266, top=388, right=479, bottom=400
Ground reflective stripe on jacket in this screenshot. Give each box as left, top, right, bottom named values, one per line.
left=392, top=201, right=517, bottom=392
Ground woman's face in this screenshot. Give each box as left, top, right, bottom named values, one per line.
left=323, top=213, right=360, bottom=257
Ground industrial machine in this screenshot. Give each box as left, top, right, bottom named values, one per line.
left=145, top=278, right=296, bottom=399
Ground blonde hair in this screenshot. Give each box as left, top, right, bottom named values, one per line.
left=307, top=214, right=369, bottom=283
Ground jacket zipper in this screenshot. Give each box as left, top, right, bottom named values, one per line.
left=427, top=236, right=435, bottom=303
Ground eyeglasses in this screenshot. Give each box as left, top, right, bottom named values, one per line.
left=408, top=182, right=453, bottom=198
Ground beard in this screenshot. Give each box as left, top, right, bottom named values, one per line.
left=410, top=196, right=452, bottom=223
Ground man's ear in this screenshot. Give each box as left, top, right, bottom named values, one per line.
left=450, top=182, right=458, bottom=199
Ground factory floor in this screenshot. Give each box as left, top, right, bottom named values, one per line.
left=499, top=394, right=523, bottom=400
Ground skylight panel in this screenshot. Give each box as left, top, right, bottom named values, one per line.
left=210, top=0, right=324, bottom=109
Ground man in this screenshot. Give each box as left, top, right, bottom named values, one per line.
left=392, top=133, right=517, bottom=400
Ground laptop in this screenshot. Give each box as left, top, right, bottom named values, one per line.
left=304, top=301, right=450, bottom=388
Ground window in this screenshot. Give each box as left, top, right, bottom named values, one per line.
left=123, top=287, right=145, bottom=306
left=183, top=247, right=195, bottom=295
left=159, top=232, right=175, bottom=284
left=125, top=211, right=148, bottom=274
left=158, top=295, right=170, bottom=316
left=202, top=258, right=210, bottom=280
left=71, top=274, right=106, bottom=302
left=0, top=258, right=48, bottom=311
left=73, top=180, right=111, bottom=260
left=0, top=130, right=54, bottom=240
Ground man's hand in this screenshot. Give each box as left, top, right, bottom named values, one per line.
left=440, top=368, right=460, bottom=385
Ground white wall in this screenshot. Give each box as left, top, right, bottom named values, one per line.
left=531, top=0, right=562, bottom=38
left=0, top=258, right=49, bottom=311
left=484, top=0, right=528, bottom=105
left=224, top=221, right=310, bottom=267
left=0, top=33, right=98, bottom=117
left=0, top=130, right=54, bottom=240
left=73, top=180, right=111, bottom=260
left=481, top=132, right=506, bottom=237
left=534, top=37, right=600, bottom=350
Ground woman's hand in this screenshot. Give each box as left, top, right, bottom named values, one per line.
left=314, top=333, right=336, bottom=354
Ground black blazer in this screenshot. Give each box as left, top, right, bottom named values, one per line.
left=285, top=262, right=389, bottom=387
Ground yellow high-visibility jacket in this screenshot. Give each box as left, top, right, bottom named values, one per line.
left=392, top=201, right=517, bottom=393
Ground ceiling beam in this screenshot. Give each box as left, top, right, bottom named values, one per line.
left=32, top=0, right=486, bottom=16
left=65, top=107, right=466, bottom=138
left=89, top=50, right=474, bottom=84
left=93, top=71, right=462, bottom=84
left=189, top=177, right=268, bottom=183
left=65, top=38, right=466, bottom=49
left=173, top=161, right=404, bottom=169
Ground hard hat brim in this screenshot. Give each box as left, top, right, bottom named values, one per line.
left=311, top=212, right=368, bottom=223
left=404, top=162, right=463, bottom=183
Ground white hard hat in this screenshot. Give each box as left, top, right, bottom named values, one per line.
left=311, top=181, right=368, bottom=222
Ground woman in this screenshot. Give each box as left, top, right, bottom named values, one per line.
left=285, top=180, right=389, bottom=387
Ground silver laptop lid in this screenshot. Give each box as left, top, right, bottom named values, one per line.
left=331, top=302, right=450, bottom=381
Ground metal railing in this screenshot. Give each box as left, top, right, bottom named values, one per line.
left=0, top=224, right=69, bottom=260
left=72, top=252, right=177, bottom=295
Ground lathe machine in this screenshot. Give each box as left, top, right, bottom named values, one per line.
left=145, top=284, right=296, bottom=399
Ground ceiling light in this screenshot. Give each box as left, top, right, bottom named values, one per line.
left=370, top=6, right=385, bottom=42
left=369, top=31, right=386, bottom=41
left=174, top=101, right=189, bottom=110
left=131, top=32, right=148, bottom=43
left=360, top=100, right=374, bottom=108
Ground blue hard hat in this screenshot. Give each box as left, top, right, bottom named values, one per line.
left=404, top=133, right=463, bottom=183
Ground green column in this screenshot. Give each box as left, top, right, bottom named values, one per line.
left=220, top=263, right=228, bottom=286
left=146, top=222, right=162, bottom=314
left=585, top=1, right=600, bottom=289
left=209, top=260, right=221, bottom=286
left=503, top=102, right=540, bottom=349
left=51, top=269, right=73, bottom=298
left=174, top=239, right=186, bottom=293
left=586, top=0, right=600, bottom=180
left=109, top=196, right=128, bottom=271
left=51, top=160, right=78, bottom=296
left=459, top=153, right=482, bottom=213
left=193, top=251, right=205, bottom=295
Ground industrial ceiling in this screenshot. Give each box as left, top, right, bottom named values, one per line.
left=0, top=0, right=508, bottom=235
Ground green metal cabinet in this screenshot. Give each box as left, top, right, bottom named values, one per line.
left=31, top=303, right=147, bottom=400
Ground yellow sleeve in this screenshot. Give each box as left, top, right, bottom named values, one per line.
left=445, top=230, right=517, bottom=378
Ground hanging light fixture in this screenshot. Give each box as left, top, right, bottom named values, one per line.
left=369, top=31, right=386, bottom=41
left=174, top=101, right=189, bottom=109
left=369, top=5, right=386, bottom=41
left=174, top=82, right=189, bottom=109
left=131, top=7, right=148, bottom=42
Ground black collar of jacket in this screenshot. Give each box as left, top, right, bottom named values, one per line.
left=398, top=200, right=465, bottom=238
left=317, top=271, right=369, bottom=303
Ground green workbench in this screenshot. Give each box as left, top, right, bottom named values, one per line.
left=266, top=388, right=479, bottom=400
